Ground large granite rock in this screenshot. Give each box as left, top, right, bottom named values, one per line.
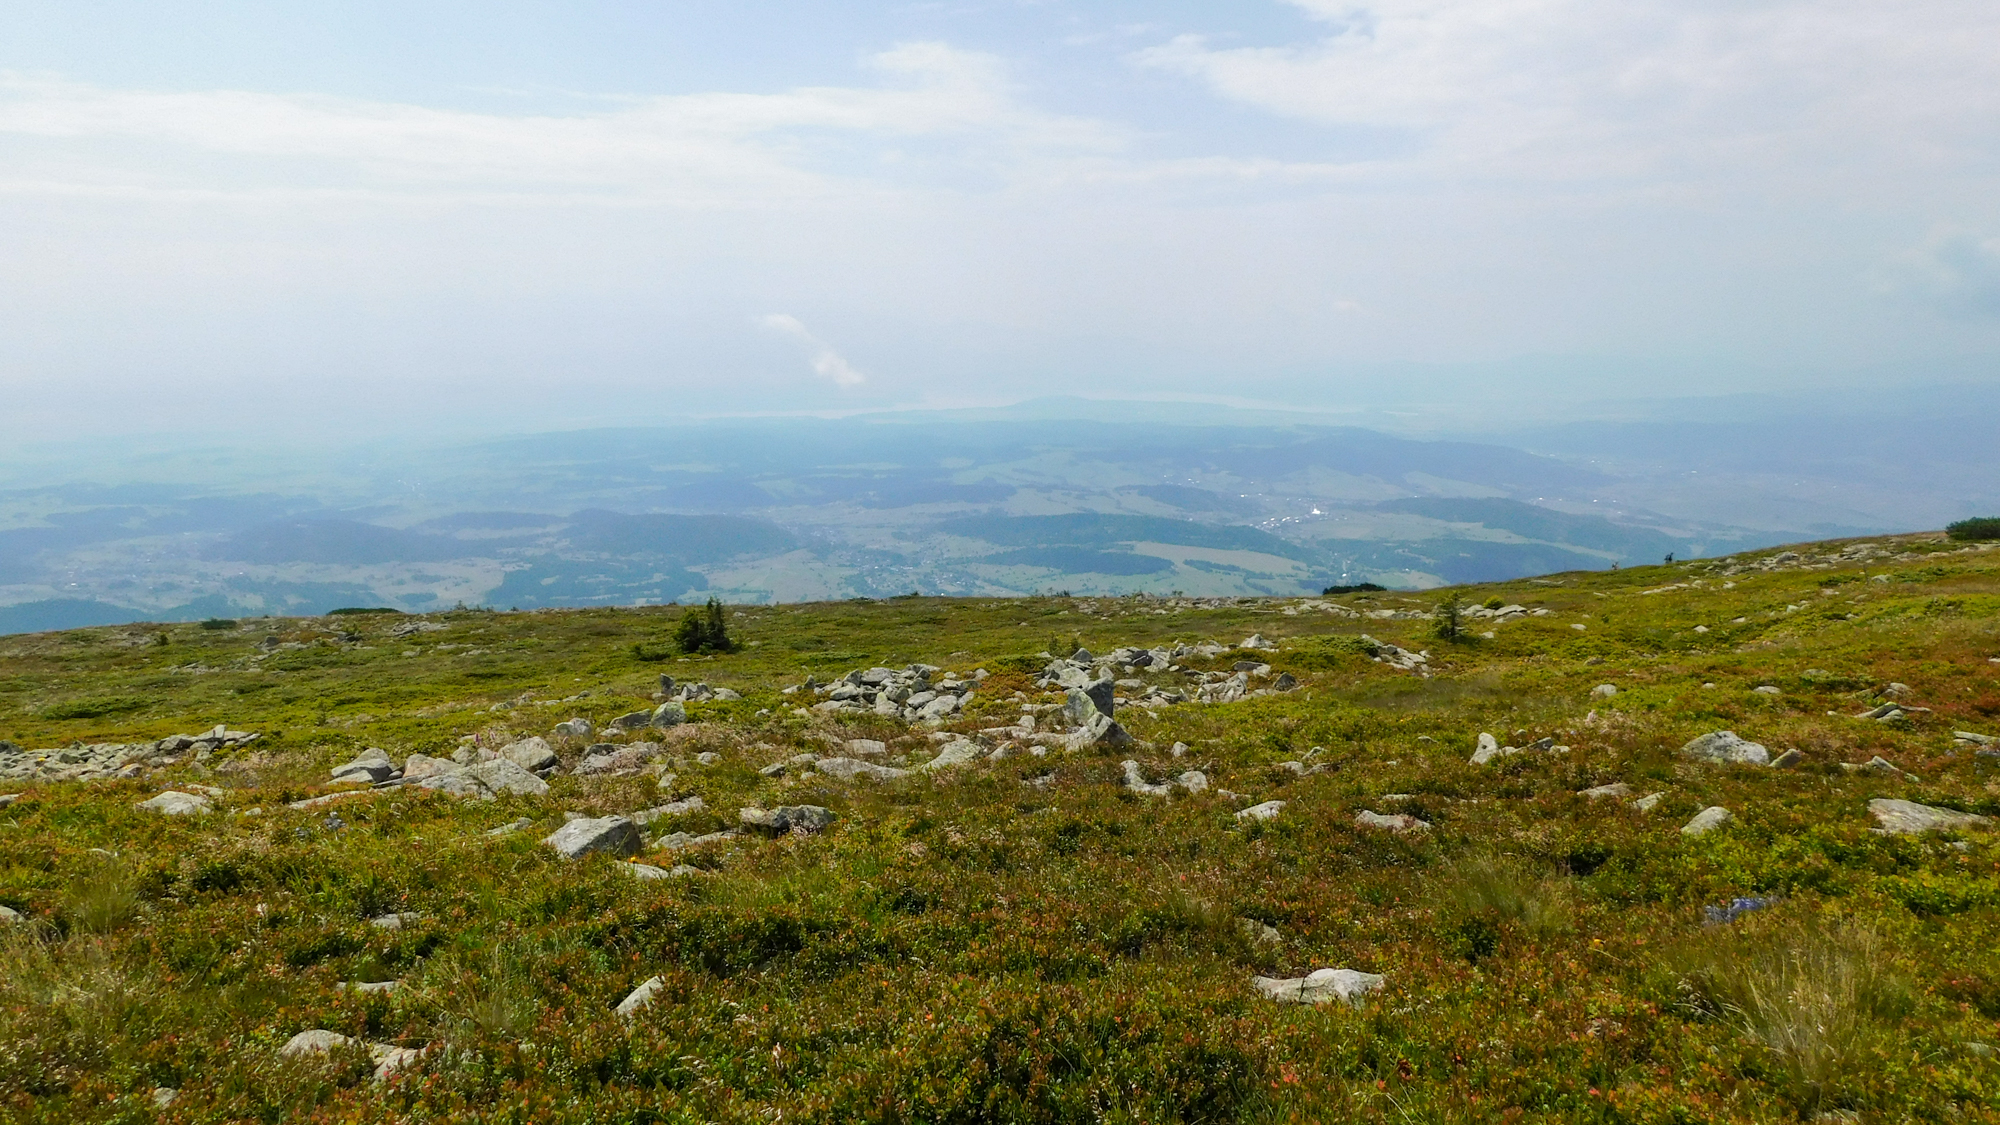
left=1868, top=798, right=1992, bottom=835
left=1252, top=968, right=1384, bottom=1006
left=542, top=816, right=642, bottom=858
left=1679, top=731, right=1771, bottom=766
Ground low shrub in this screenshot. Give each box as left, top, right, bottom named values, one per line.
left=1945, top=516, right=2000, bottom=541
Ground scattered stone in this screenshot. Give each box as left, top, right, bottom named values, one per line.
left=1579, top=782, right=1632, bottom=800
left=486, top=817, right=534, bottom=836
left=1121, top=760, right=1173, bottom=797
left=0, top=794, right=17, bottom=807
left=552, top=717, right=592, bottom=737
left=1591, top=684, right=1618, bottom=699
left=137, top=791, right=211, bottom=816
left=542, top=816, right=642, bottom=859
left=1469, top=732, right=1506, bottom=765
left=331, top=748, right=398, bottom=785
left=1065, top=711, right=1132, bottom=750
left=607, top=711, right=654, bottom=732
left=815, top=757, right=910, bottom=781
left=695, top=752, right=721, bottom=766
left=370, top=912, right=420, bottom=930
left=1843, top=755, right=1905, bottom=777
left=1251, top=968, right=1384, bottom=1007
left=1354, top=810, right=1429, bottom=833
left=1239, top=919, right=1280, bottom=945
left=1954, top=730, right=1996, bottom=748
left=0, top=905, right=21, bottom=923
left=1679, top=731, right=1771, bottom=766
left=1868, top=798, right=1991, bottom=835
left=151, top=1088, right=177, bottom=1108
left=630, top=797, right=705, bottom=826
left=401, top=753, right=460, bottom=781
left=466, top=757, right=551, bottom=798
left=650, top=702, right=687, bottom=728
left=846, top=739, right=888, bottom=757
left=1632, top=792, right=1665, bottom=812
left=371, top=1045, right=427, bottom=1082
left=345, top=980, right=400, bottom=994
left=739, top=805, right=837, bottom=834
left=1236, top=800, right=1285, bottom=822
left=1770, top=748, right=1804, bottom=769
left=919, top=739, right=983, bottom=772
left=1681, top=806, right=1733, bottom=836
left=281, top=1029, right=356, bottom=1058
left=1753, top=685, right=1781, bottom=695
left=1170, top=742, right=1189, bottom=758
left=1239, top=634, right=1276, bottom=650
left=1703, top=896, right=1781, bottom=925
left=499, top=737, right=559, bottom=774
left=1176, top=770, right=1208, bottom=793
left=616, top=976, right=665, bottom=1017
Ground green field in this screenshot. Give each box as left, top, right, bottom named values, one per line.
left=2, top=533, right=1998, bottom=1122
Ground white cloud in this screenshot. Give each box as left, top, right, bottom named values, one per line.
left=1883, top=230, right=2000, bottom=320
left=760, top=314, right=866, bottom=388
left=1137, top=1, right=2000, bottom=191
left=0, top=43, right=1126, bottom=206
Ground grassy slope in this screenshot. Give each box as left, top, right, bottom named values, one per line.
left=1, top=534, right=1998, bottom=1123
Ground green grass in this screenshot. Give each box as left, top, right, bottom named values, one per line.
left=0, top=532, right=1998, bottom=1121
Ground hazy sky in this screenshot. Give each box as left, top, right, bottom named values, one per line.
left=4, top=1, right=1998, bottom=435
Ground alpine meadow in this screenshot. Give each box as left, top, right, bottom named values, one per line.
left=2, top=530, right=1998, bottom=1123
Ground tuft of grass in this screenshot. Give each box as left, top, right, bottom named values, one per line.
left=1677, top=918, right=1915, bottom=1115
left=60, top=860, right=141, bottom=936
left=1434, top=855, right=1572, bottom=958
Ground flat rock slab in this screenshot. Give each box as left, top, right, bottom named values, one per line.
left=1679, top=731, right=1771, bottom=766
left=815, top=757, right=910, bottom=781
left=616, top=975, right=665, bottom=1016
left=1579, top=783, right=1632, bottom=800
left=543, top=816, right=642, bottom=859
left=1252, top=968, right=1384, bottom=1007
left=1682, top=806, right=1734, bottom=836
left=631, top=796, right=705, bottom=825
left=1869, top=798, right=1992, bottom=835
left=1236, top=800, right=1285, bottom=822
left=500, top=737, right=559, bottom=773
left=137, top=791, right=211, bottom=816
left=1354, top=810, right=1429, bottom=833
left=918, top=740, right=983, bottom=771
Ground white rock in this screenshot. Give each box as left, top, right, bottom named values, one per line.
left=1681, top=806, right=1733, bottom=836
left=1176, top=770, right=1208, bottom=793
left=151, top=1088, right=177, bottom=1108
left=1579, top=783, right=1632, bottom=800
left=542, top=816, right=642, bottom=859
left=1121, top=760, right=1173, bottom=797
left=1868, top=798, right=1992, bottom=836
left=137, top=791, right=211, bottom=816
left=1753, top=685, right=1782, bottom=695
left=1251, top=967, right=1385, bottom=1006
left=1236, top=800, right=1285, bottom=822
left=845, top=738, right=888, bottom=757
left=1469, top=732, right=1508, bottom=766
left=370, top=912, right=420, bottom=929
left=1354, top=810, right=1429, bottom=833
left=553, top=718, right=593, bottom=737
left=466, top=757, right=550, bottom=797
left=1591, top=684, right=1618, bottom=699
left=400, top=753, right=460, bottom=781
left=0, top=905, right=22, bottom=923
left=631, top=796, right=705, bottom=825
left=499, top=737, right=558, bottom=774
left=281, top=1029, right=357, bottom=1057
left=918, top=740, right=982, bottom=772
left=1679, top=731, right=1771, bottom=766
left=1631, top=792, right=1665, bottom=812
left=616, top=975, right=665, bottom=1016
left=370, top=1044, right=426, bottom=1082
left=815, top=757, right=910, bottom=781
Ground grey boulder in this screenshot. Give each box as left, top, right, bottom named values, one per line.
left=1868, top=798, right=1992, bottom=836
left=616, top=976, right=665, bottom=1016
left=1681, top=806, right=1734, bottom=836
left=1065, top=711, right=1132, bottom=750
left=1679, top=731, right=1771, bottom=766
left=815, top=757, right=910, bottom=781
left=918, top=740, right=982, bottom=772
left=331, top=748, right=398, bottom=785
left=738, top=805, right=837, bottom=834
left=499, top=737, right=559, bottom=774
left=542, top=815, right=642, bottom=858
left=1252, top=968, right=1383, bottom=1006
left=137, top=791, right=211, bottom=816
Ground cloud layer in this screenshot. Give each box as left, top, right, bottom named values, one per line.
left=0, top=4, right=1996, bottom=436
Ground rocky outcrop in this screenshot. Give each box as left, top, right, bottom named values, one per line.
left=1679, top=731, right=1771, bottom=766
left=1868, top=798, right=1991, bottom=835
left=1, top=725, right=258, bottom=782
left=542, top=816, right=642, bottom=858
left=1251, top=968, right=1384, bottom=1006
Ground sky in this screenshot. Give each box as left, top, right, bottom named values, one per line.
left=3, top=0, right=1998, bottom=437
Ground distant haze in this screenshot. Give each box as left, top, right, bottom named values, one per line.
left=3, top=1, right=1999, bottom=437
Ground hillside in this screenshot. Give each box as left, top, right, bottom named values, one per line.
left=2, top=532, right=1998, bottom=1122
